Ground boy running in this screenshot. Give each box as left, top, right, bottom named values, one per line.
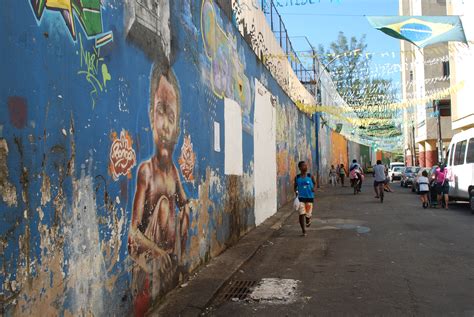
left=294, top=161, right=316, bottom=236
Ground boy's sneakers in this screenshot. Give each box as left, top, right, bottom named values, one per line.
left=306, top=217, right=312, bottom=227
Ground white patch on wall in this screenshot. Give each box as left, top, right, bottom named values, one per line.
left=253, top=79, right=277, bottom=226
left=214, top=121, right=221, bottom=152
left=65, top=167, right=106, bottom=315
left=224, top=98, right=243, bottom=175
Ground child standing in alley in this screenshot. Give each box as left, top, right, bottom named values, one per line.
left=295, top=161, right=316, bottom=236
left=329, top=165, right=337, bottom=187
left=418, top=170, right=430, bottom=209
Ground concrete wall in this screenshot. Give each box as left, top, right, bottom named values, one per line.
left=0, top=0, right=316, bottom=315
left=330, top=132, right=349, bottom=170
left=317, top=126, right=372, bottom=183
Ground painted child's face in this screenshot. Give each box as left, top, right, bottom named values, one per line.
left=153, top=75, right=179, bottom=158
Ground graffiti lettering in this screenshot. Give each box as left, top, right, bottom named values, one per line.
left=109, top=130, right=136, bottom=180
left=77, top=34, right=111, bottom=107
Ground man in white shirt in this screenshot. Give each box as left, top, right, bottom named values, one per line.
left=373, top=160, right=386, bottom=199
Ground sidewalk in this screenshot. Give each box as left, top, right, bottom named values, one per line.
left=148, top=201, right=297, bottom=316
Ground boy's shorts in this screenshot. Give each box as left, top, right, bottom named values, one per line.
left=298, top=202, right=313, bottom=218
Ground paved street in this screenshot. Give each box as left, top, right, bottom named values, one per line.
left=206, top=178, right=474, bottom=316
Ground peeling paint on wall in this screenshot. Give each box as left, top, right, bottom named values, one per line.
left=1, top=0, right=317, bottom=315
left=66, top=168, right=106, bottom=315
left=0, top=139, right=18, bottom=207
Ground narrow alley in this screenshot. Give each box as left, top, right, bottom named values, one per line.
left=3, top=0, right=474, bottom=315
left=205, top=179, right=474, bottom=316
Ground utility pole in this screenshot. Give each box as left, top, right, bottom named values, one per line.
left=412, top=125, right=416, bottom=166
left=435, top=100, right=444, bottom=163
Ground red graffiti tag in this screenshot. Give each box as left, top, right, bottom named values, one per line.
left=109, top=130, right=136, bottom=180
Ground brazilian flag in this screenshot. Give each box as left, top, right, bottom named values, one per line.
left=367, top=16, right=467, bottom=48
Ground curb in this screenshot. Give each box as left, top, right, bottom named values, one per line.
left=149, top=203, right=296, bottom=316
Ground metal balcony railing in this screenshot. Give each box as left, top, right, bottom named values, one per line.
left=258, top=0, right=317, bottom=90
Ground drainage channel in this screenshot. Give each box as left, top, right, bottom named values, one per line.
left=213, top=280, right=259, bottom=304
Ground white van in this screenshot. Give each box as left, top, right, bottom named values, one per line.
left=388, top=162, right=405, bottom=180
left=389, top=162, right=405, bottom=171
left=445, top=128, right=474, bottom=212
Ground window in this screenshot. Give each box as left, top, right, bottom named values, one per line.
left=449, top=144, right=455, bottom=166
left=434, top=100, right=451, bottom=117
left=445, top=149, right=450, bottom=166
left=439, top=100, right=451, bottom=117
left=442, top=61, right=450, bottom=77
left=467, top=139, right=474, bottom=164
left=454, top=140, right=467, bottom=166
left=409, top=70, right=414, bottom=81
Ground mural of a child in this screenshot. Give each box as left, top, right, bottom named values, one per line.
left=128, top=63, right=190, bottom=316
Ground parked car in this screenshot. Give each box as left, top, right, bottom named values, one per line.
left=365, top=165, right=374, bottom=175
left=445, top=128, right=474, bottom=212
left=401, top=166, right=420, bottom=188
left=390, top=166, right=404, bottom=182
left=413, top=167, right=431, bottom=193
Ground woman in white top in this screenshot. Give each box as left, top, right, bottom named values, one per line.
left=418, top=170, right=430, bottom=209
left=329, top=165, right=337, bottom=187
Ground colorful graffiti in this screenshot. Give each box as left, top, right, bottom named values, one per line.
left=201, top=0, right=253, bottom=132
left=29, top=0, right=112, bottom=46
left=128, top=64, right=190, bottom=317
left=78, top=34, right=111, bottom=107
left=179, top=135, right=196, bottom=182
left=109, top=130, right=137, bottom=180
left=2, top=0, right=321, bottom=315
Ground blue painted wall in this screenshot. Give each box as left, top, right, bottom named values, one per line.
left=0, top=0, right=316, bottom=315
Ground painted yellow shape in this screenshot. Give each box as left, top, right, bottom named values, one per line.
left=46, top=0, right=75, bottom=37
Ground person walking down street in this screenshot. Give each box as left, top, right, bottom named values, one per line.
left=339, top=164, right=347, bottom=187
left=373, top=160, right=386, bottom=199
left=329, top=165, right=337, bottom=187
left=418, top=170, right=430, bottom=208
left=383, top=166, right=394, bottom=193
left=294, top=161, right=316, bottom=236
left=336, top=165, right=341, bottom=184
left=434, top=164, right=450, bottom=209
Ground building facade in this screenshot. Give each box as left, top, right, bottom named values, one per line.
left=400, top=0, right=454, bottom=167
left=447, top=0, right=474, bottom=132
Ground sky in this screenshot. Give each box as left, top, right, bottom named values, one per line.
left=273, top=0, right=402, bottom=87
